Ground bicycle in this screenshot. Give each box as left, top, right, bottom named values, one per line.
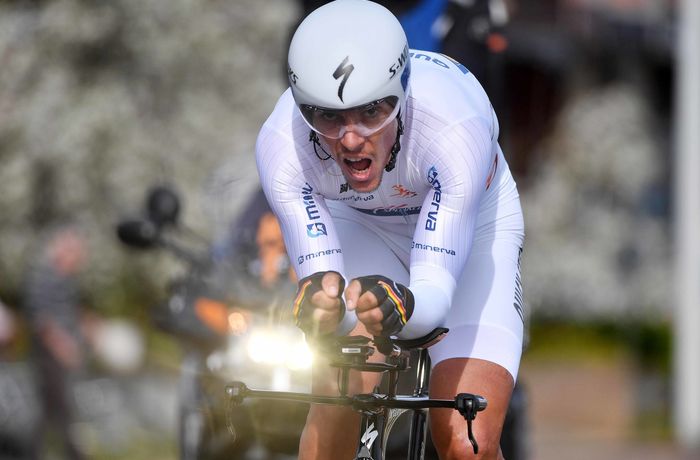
left=225, top=327, right=487, bottom=460
left=117, top=185, right=309, bottom=459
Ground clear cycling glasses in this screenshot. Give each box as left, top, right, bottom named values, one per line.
left=300, top=96, right=399, bottom=139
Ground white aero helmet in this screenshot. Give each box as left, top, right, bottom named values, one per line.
left=288, top=0, right=410, bottom=139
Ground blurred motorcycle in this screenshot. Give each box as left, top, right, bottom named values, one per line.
left=116, top=185, right=310, bottom=460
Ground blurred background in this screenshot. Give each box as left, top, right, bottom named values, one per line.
left=0, top=0, right=697, bottom=459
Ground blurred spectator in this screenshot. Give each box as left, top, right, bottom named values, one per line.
left=440, top=0, right=513, bottom=136
left=255, top=210, right=296, bottom=289
left=212, top=188, right=296, bottom=308
left=0, top=298, right=16, bottom=354
left=441, top=0, right=510, bottom=84
left=392, top=0, right=447, bottom=51
left=21, top=224, right=89, bottom=460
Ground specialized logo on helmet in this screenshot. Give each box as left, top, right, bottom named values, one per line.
left=389, top=45, right=409, bottom=78
left=288, top=67, right=298, bottom=85
left=333, top=56, right=354, bottom=102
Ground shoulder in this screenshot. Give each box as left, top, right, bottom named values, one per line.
left=257, top=89, right=297, bottom=149
left=256, top=89, right=309, bottom=170
left=407, top=50, right=493, bottom=125
left=256, top=90, right=335, bottom=195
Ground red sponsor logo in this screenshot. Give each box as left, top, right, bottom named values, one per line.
left=392, top=184, right=417, bottom=198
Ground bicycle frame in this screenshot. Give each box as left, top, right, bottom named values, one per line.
left=226, top=329, right=486, bottom=460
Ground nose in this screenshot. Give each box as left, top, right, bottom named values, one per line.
left=339, top=129, right=366, bottom=151
left=340, top=131, right=365, bottom=152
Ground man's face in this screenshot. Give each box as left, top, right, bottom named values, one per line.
left=256, top=212, right=289, bottom=287
left=321, top=119, right=397, bottom=193
left=50, top=229, right=86, bottom=276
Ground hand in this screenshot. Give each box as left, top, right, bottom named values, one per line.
left=293, top=271, right=345, bottom=337
left=345, top=275, right=414, bottom=337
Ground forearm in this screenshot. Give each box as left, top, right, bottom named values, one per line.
left=400, top=264, right=456, bottom=339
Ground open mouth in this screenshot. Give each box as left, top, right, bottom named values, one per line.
left=344, top=157, right=372, bottom=173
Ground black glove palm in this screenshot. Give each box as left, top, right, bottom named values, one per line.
left=292, top=271, right=345, bottom=336
left=356, top=275, right=414, bottom=337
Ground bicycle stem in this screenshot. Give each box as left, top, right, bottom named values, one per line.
left=413, top=348, right=430, bottom=396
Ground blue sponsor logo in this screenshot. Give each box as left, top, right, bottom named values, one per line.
left=302, top=183, right=327, bottom=237
left=425, top=166, right=442, bottom=231
left=301, top=182, right=320, bottom=221
left=297, top=248, right=342, bottom=265
left=411, top=241, right=455, bottom=256
left=306, top=222, right=327, bottom=238
left=410, top=52, right=470, bottom=76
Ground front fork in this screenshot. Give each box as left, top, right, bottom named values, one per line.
left=355, top=407, right=417, bottom=460
left=355, top=410, right=387, bottom=460
left=355, top=347, right=432, bottom=460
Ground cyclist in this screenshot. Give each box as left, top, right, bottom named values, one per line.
left=256, top=1, right=524, bottom=458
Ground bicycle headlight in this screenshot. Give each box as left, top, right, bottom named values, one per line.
left=245, top=328, right=313, bottom=370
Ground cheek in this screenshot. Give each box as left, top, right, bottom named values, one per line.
left=383, top=119, right=399, bottom=146
left=382, top=130, right=396, bottom=151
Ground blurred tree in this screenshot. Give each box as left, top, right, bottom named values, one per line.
left=0, top=0, right=296, bottom=313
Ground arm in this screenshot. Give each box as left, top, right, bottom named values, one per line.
left=255, top=124, right=356, bottom=335
left=403, top=116, right=496, bottom=338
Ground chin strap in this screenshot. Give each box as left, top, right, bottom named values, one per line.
left=309, top=131, right=332, bottom=160
left=384, top=111, right=404, bottom=172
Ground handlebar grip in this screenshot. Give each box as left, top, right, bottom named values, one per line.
left=455, top=393, right=488, bottom=420
left=475, top=395, right=487, bottom=411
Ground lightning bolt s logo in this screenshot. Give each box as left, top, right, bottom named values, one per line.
left=360, top=423, right=379, bottom=449
left=333, top=56, right=354, bottom=102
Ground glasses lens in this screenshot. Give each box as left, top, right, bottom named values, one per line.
left=301, top=96, right=399, bottom=139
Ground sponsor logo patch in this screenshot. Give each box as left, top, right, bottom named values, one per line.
left=425, top=166, right=442, bottom=231
left=306, top=223, right=327, bottom=238
left=351, top=205, right=421, bottom=217
left=297, top=248, right=342, bottom=265
left=411, top=241, right=456, bottom=256
left=391, top=184, right=417, bottom=198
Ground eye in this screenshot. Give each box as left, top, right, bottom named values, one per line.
left=362, top=105, right=380, bottom=119
left=319, top=110, right=340, bottom=122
